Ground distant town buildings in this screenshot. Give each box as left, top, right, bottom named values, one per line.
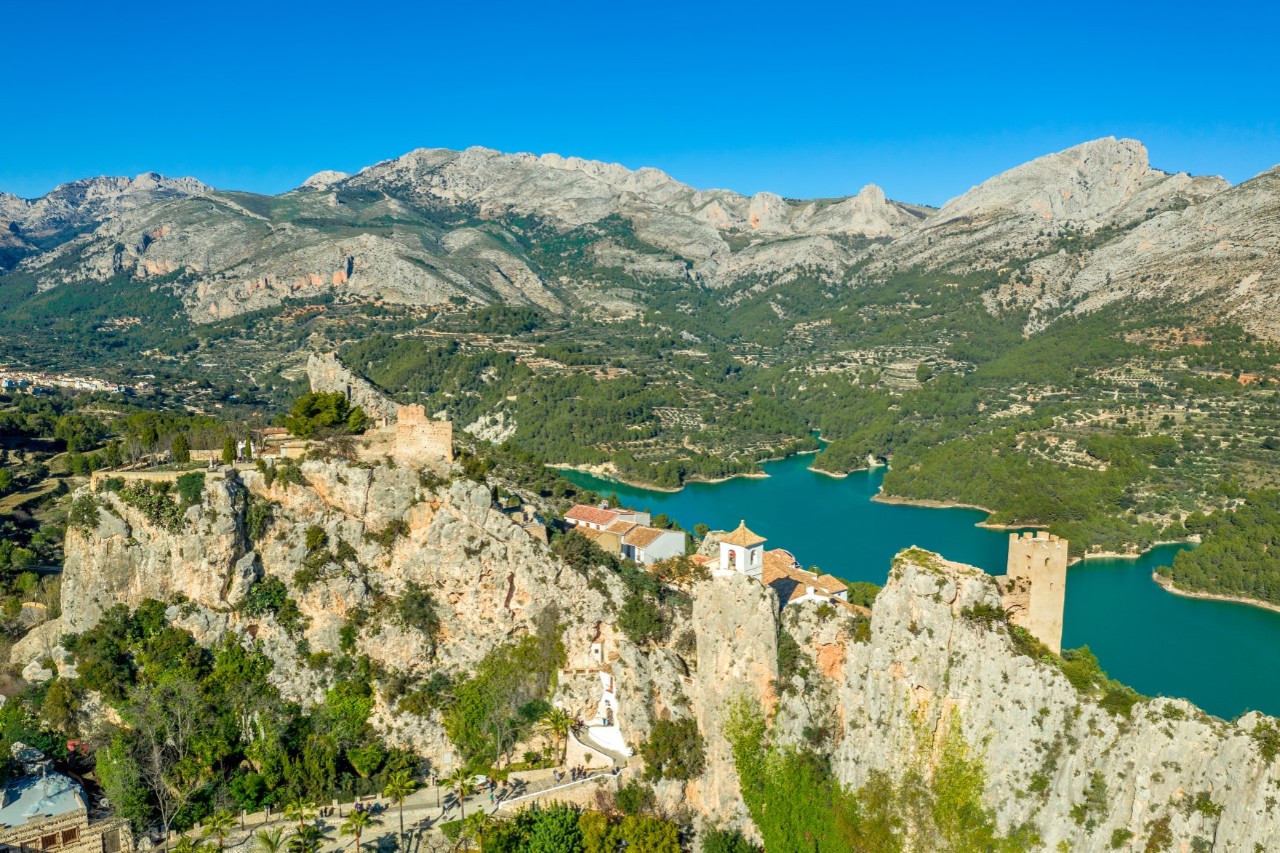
left=0, top=369, right=147, bottom=396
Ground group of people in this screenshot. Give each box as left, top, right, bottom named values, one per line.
left=551, top=765, right=596, bottom=784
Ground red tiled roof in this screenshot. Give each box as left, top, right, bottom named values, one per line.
left=762, top=549, right=847, bottom=606
left=604, top=520, right=639, bottom=535
left=566, top=505, right=621, bottom=526
left=720, top=520, right=766, bottom=547
left=624, top=526, right=668, bottom=548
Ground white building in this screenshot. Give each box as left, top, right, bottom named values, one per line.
left=715, top=520, right=767, bottom=581
left=620, top=524, right=686, bottom=565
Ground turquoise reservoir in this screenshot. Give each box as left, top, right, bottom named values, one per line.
left=560, top=455, right=1280, bottom=719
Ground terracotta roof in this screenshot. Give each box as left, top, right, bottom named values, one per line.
left=566, top=504, right=621, bottom=526
left=578, top=527, right=605, bottom=542
left=719, top=520, right=767, bottom=548
left=624, top=526, right=669, bottom=548
left=691, top=554, right=713, bottom=566
left=762, top=549, right=847, bottom=606
left=605, top=520, right=639, bottom=535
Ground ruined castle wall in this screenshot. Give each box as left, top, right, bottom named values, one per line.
left=394, top=404, right=454, bottom=463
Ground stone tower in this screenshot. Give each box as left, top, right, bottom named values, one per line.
left=999, top=531, right=1068, bottom=654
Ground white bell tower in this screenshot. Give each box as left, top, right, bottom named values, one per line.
left=718, top=520, right=766, bottom=581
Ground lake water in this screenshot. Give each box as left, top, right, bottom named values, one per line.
left=561, top=454, right=1280, bottom=719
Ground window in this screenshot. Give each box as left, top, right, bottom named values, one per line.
left=41, top=834, right=57, bottom=850
left=61, top=830, right=77, bottom=845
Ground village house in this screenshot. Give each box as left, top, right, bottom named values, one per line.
left=564, top=503, right=651, bottom=531
left=564, top=504, right=686, bottom=566
left=0, top=747, right=130, bottom=853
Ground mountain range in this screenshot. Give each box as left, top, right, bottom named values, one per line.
left=3, top=137, right=1276, bottom=338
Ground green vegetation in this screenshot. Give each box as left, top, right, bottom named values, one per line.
left=282, top=392, right=368, bottom=438
left=1160, top=490, right=1280, bottom=604
left=481, top=803, right=680, bottom=853
left=55, top=601, right=417, bottom=833
left=701, top=828, right=763, bottom=853
left=726, top=697, right=1036, bottom=851
left=442, top=623, right=564, bottom=768
left=639, top=717, right=705, bottom=781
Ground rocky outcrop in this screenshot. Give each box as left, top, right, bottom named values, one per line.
left=20, top=436, right=1280, bottom=849
left=59, top=471, right=251, bottom=633
left=305, top=352, right=399, bottom=422
left=775, top=549, right=1280, bottom=850
left=33, top=453, right=697, bottom=777
left=689, top=573, right=778, bottom=820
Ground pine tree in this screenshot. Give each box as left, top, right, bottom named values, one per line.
left=222, top=436, right=236, bottom=466
left=172, top=433, right=191, bottom=463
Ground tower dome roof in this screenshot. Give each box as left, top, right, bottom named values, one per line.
left=720, top=520, right=767, bottom=548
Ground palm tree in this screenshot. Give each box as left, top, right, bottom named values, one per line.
left=283, top=799, right=316, bottom=833
left=340, top=809, right=380, bottom=853
left=382, top=769, right=417, bottom=852
left=202, top=809, right=238, bottom=853
left=253, top=827, right=288, bottom=853
left=536, top=707, right=574, bottom=763
left=173, top=837, right=210, bottom=853
left=443, top=768, right=477, bottom=821
left=460, top=812, right=493, bottom=852
left=286, top=824, right=329, bottom=853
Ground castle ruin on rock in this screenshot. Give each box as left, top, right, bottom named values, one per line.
left=392, top=403, right=453, bottom=464
left=306, top=351, right=452, bottom=464
left=999, top=531, right=1068, bottom=654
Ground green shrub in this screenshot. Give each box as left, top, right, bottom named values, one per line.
left=1109, top=828, right=1134, bottom=849
left=305, top=525, right=328, bottom=552
left=175, top=472, right=204, bottom=509
left=240, top=576, right=306, bottom=635
left=701, top=828, right=762, bottom=853
left=640, top=717, right=705, bottom=782
left=69, top=494, right=100, bottom=533
left=618, top=593, right=665, bottom=646
left=615, top=780, right=655, bottom=815
left=246, top=498, right=274, bottom=541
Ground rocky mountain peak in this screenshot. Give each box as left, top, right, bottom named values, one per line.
left=298, top=170, right=350, bottom=191
left=933, top=136, right=1162, bottom=224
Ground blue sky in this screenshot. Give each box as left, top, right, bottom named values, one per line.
left=5, top=0, right=1277, bottom=206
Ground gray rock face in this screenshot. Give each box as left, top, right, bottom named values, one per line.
left=22, top=447, right=1280, bottom=847
left=11, top=136, right=1278, bottom=337
left=59, top=474, right=249, bottom=634
left=776, top=549, right=1280, bottom=851
left=305, top=352, right=400, bottom=422
left=690, top=573, right=778, bottom=821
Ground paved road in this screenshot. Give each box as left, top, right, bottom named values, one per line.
left=173, top=768, right=624, bottom=853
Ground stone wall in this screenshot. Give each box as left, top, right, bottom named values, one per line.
left=1000, top=531, right=1067, bottom=654
left=394, top=404, right=453, bottom=463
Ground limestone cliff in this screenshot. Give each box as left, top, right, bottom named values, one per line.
left=774, top=549, right=1280, bottom=850
left=22, top=448, right=1280, bottom=848
left=25, top=454, right=695, bottom=774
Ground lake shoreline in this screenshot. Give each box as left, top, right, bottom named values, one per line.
left=1151, top=573, right=1280, bottom=616
left=549, top=463, right=769, bottom=493
left=870, top=492, right=997, bottom=514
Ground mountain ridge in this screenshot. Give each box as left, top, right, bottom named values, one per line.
left=1, top=136, right=1275, bottom=339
